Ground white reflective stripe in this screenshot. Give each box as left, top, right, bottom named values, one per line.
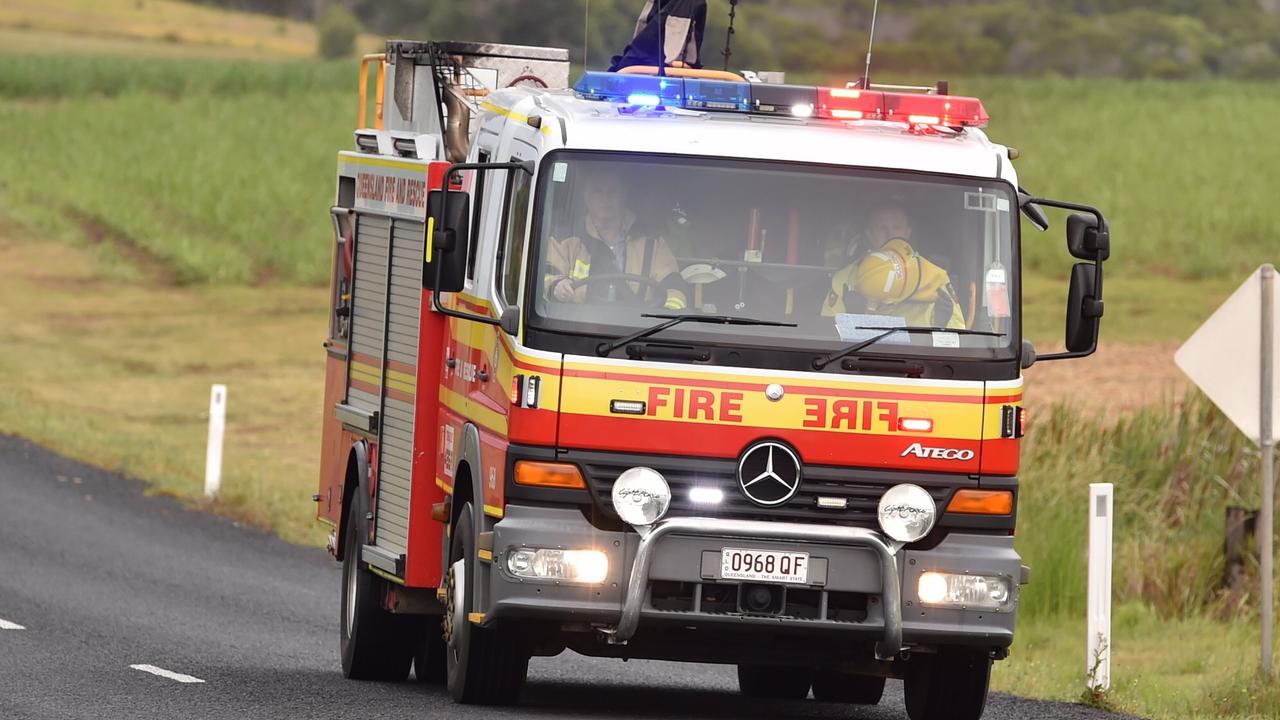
left=883, top=268, right=897, bottom=294
left=0, top=618, right=25, bottom=630
left=129, top=664, right=205, bottom=684
left=870, top=252, right=891, bottom=261
left=664, top=17, right=692, bottom=64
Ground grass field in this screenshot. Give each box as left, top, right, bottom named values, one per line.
left=2, top=41, right=1279, bottom=720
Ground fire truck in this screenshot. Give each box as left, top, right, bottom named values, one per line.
left=316, top=40, right=1110, bottom=719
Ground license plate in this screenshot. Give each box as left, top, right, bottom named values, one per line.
left=720, top=547, right=809, bottom=584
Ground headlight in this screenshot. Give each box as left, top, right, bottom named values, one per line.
left=877, top=483, right=937, bottom=543
left=917, top=571, right=1013, bottom=611
left=611, top=467, right=671, bottom=527
left=506, top=548, right=609, bottom=584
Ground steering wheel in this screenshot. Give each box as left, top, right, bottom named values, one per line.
left=567, top=273, right=668, bottom=308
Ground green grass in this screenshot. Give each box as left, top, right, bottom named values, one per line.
left=970, top=77, right=1280, bottom=281
left=0, top=63, right=352, bottom=284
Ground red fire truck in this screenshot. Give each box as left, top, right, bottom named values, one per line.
left=316, top=40, right=1110, bottom=719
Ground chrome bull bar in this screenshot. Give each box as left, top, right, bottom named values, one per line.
left=600, top=516, right=904, bottom=660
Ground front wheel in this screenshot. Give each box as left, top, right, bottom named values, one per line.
left=339, top=490, right=414, bottom=680
left=811, top=669, right=885, bottom=704
left=736, top=664, right=812, bottom=700
left=444, top=502, right=529, bottom=704
left=903, top=651, right=992, bottom=720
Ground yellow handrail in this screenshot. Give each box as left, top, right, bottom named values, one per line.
left=618, top=65, right=745, bottom=82
left=358, top=53, right=387, bottom=130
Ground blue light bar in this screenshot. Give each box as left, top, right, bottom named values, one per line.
left=683, top=78, right=752, bottom=112
left=575, top=72, right=684, bottom=106
left=572, top=72, right=827, bottom=120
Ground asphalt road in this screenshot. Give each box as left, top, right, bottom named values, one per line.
left=0, top=434, right=1135, bottom=720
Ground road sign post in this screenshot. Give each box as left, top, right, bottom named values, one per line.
left=1087, top=483, right=1113, bottom=691
left=204, top=384, right=227, bottom=499
left=1262, top=264, right=1274, bottom=674
left=1176, top=263, right=1278, bottom=674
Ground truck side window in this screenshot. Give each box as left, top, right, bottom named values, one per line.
left=497, top=170, right=532, bottom=306
left=466, top=150, right=491, bottom=281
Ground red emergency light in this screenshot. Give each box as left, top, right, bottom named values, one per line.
left=817, top=88, right=884, bottom=121
left=882, top=91, right=989, bottom=128
left=816, top=87, right=989, bottom=128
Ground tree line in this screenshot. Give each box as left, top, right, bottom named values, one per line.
left=196, top=0, right=1280, bottom=79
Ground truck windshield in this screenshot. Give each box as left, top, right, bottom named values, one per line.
left=528, top=151, right=1018, bottom=359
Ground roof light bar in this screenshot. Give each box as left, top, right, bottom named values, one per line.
left=572, top=72, right=989, bottom=128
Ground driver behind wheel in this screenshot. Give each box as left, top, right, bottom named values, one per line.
left=543, top=168, right=689, bottom=310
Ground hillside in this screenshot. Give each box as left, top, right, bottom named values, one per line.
left=0, top=0, right=379, bottom=58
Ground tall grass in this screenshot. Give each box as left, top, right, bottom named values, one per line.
left=968, top=77, right=1280, bottom=281
left=0, top=59, right=353, bottom=284
left=1016, top=392, right=1269, bottom=621
left=0, top=56, right=350, bottom=99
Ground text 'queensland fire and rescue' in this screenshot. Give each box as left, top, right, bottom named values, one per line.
left=645, top=386, right=901, bottom=431
left=355, top=172, right=427, bottom=210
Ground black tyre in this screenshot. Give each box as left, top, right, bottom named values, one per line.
left=736, top=664, right=812, bottom=700
left=444, top=502, right=529, bottom=704
left=904, top=651, right=992, bottom=720
left=339, top=490, right=414, bottom=681
left=414, top=619, right=447, bottom=683
left=812, top=669, right=885, bottom=705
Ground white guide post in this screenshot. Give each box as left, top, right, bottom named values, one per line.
left=1086, top=482, right=1113, bottom=692
left=1262, top=263, right=1274, bottom=675
left=204, top=384, right=227, bottom=499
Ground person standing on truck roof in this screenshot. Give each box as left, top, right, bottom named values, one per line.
left=610, top=0, right=708, bottom=72
left=821, top=203, right=966, bottom=329
left=543, top=169, right=689, bottom=311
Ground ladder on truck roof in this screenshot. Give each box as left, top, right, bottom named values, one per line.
left=355, top=40, right=570, bottom=162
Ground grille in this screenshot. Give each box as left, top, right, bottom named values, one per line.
left=574, top=452, right=955, bottom=528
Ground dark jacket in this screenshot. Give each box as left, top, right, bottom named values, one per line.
left=610, top=0, right=708, bottom=71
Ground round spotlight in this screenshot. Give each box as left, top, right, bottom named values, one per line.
left=877, top=484, right=938, bottom=543
left=611, top=467, right=671, bottom=527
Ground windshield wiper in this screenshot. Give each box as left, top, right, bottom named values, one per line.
left=812, top=326, right=1006, bottom=370
left=596, top=313, right=797, bottom=357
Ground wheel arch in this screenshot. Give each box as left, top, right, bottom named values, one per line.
left=336, top=439, right=370, bottom=559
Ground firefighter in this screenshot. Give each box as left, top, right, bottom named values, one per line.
left=610, top=0, right=708, bottom=72
left=821, top=204, right=965, bottom=328
left=543, top=169, right=689, bottom=310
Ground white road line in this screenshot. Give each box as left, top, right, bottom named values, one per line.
left=0, top=618, right=25, bottom=630
left=129, top=664, right=205, bottom=684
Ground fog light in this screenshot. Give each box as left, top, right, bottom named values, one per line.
left=505, top=548, right=608, bottom=584
left=917, top=571, right=1013, bottom=611
left=611, top=467, right=671, bottom=527
left=877, top=484, right=937, bottom=543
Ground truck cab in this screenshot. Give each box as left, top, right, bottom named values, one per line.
left=319, top=40, right=1109, bottom=720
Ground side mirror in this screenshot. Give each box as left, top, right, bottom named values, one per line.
left=1064, top=262, right=1102, bottom=353
left=424, top=189, right=470, bottom=292
left=499, top=306, right=520, bottom=336
left=1066, top=213, right=1110, bottom=262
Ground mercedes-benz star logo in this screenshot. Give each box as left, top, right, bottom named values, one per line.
left=737, top=441, right=803, bottom=507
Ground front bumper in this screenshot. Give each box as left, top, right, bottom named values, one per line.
left=488, top=504, right=1020, bottom=658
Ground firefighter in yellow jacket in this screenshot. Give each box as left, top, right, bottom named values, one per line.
left=821, top=205, right=965, bottom=328
left=543, top=170, right=689, bottom=311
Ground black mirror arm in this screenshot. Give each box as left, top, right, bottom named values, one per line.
left=1026, top=197, right=1109, bottom=363
left=429, top=253, right=501, bottom=326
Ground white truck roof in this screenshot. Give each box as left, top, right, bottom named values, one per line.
left=493, top=87, right=1018, bottom=185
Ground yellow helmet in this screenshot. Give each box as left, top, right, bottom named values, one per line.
left=854, top=239, right=920, bottom=304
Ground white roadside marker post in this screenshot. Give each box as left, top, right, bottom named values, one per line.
left=1086, top=482, right=1113, bottom=692
left=1261, top=263, right=1274, bottom=675
left=204, top=384, right=227, bottom=499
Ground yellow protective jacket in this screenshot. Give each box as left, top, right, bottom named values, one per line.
left=542, top=215, right=689, bottom=310
left=821, top=248, right=966, bottom=329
